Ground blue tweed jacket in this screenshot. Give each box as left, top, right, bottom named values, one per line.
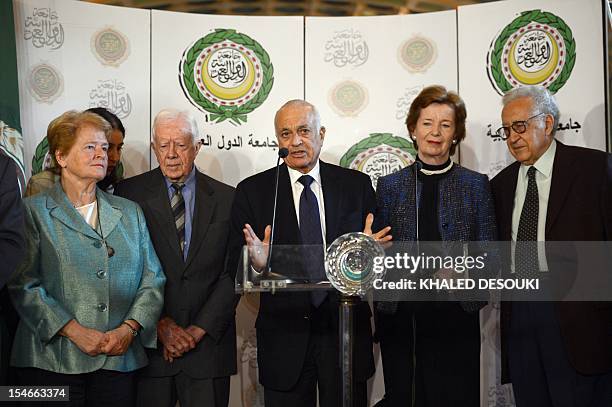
left=9, top=183, right=166, bottom=374
left=375, top=163, right=498, bottom=312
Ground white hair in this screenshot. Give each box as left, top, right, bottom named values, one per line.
left=274, top=99, right=322, bottom=131
left=502, top=85, right=560, bottom=135
left=152, top=109, right=199, bottom=144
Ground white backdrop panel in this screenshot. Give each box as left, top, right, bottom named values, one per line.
left=13, top=0, right=151, bottom=178
left=151, top=10, right=304, bottom=187
left=458, top=0, right=606, bottom=177
left=305, top=12, right=458, bottom=167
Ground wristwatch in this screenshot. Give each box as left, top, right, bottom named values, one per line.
left=122, top=321, right=139, bottom=337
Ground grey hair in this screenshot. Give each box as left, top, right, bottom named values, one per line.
left=502, top=85, right=559, bottom=135
left=274, top=99, right=322, bottom=130
left=152, top=109, right=199, bottom=144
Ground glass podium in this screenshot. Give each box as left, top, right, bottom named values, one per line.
left=236, top=233, right=383, bottom=407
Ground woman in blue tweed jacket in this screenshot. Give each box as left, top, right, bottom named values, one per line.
left=375, top=86, right=497, bottom=407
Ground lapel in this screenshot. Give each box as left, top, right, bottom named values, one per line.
left=399, top=164, right=418, bottom=241
left=145, top=168, right=183, bottom=260
left=546, top=141, right=576, bottom=236
left=320, top=161, right=342, bottom=243
left=46, top=183, right=123, bottom=240
left=96, top=189, right=122, bottom=239
left=184, top=170, right=216, bottom=269
left=47, top=183, right=100, bottom=240
left=275, top=164, right=301, bottom=244
left=500, top=162, right=520, bottom=241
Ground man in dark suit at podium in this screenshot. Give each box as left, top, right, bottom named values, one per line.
left=229, top=100, right=389, bottom=407
left=115, top=109, right=236, bottom=407
left=491, top=85, right=612, bottom=407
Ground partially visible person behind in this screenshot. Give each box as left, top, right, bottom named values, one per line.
left=25, top=107, right=126, bottom=196
left=9, top=110, right=165, bottom=407
left=375, top=85, right=497, bottom=407
left=0, top=154, right=25, bottom=385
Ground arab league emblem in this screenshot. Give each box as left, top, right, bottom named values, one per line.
left=29, top=63, right=63, bottom=104
left=328, top=80, right=368, bottom=117
left=91, top=27, right=130, bottom=67
left=179, top=29, right=274, bottom=125
left=487, top=9, right=576, bottom=95
left=340, top=133, right=416, bottom=189
left=398, top=36, right=437, bottom=73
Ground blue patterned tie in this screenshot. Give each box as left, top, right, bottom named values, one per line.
left=298, top=175, right=327, bottom=307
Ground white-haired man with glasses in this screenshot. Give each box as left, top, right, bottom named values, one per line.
left=115, top=109, right=236, bottom=407
left=490, top=85, right=612, bottom=407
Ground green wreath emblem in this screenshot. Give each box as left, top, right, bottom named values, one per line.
left=180, top=29, right=274, bottom=125
left=487, top=9, right=576, bottom=95
left=340, top=133, right=416, bottom=168
left=32, top=136, right=50, bottom=175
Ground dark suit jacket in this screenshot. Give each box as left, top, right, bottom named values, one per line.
left=491, top=141, right=612, bottom=381
left=0, top=155, right=24, bottom=288
left=229, top=161, right=376, bottom=391
left=115, top=167, right=237, bottom=379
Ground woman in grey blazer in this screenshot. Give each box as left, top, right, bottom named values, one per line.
left=9, top=110, right=166, bottom=406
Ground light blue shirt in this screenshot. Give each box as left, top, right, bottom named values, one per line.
left=164, top=166, right=196, bottom=260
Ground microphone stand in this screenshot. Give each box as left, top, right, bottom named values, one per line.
left=414, top=159, right=422, bottom=244
left=264, top=148, right=289, bottom=276
left=412, top=158, right=421, bottom=394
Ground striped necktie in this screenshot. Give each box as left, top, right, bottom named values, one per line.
left=171, top=182, right=186, bottom=257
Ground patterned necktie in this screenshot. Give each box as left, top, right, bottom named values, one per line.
left=515, top=166, right=539, bottom=276
left=298, top=175, right=327, bottom=307
left=171, top=183, right=186, bottom=258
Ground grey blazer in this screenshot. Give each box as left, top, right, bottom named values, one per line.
left=9, top=183, right=166, bottom=374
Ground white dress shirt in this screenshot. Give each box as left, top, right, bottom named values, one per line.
left=287, top=161, right=327, bottom=246
left=511, top=139, right=556, bottom=271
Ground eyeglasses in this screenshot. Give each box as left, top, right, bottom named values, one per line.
left=495, top=112, right=545, bottom=140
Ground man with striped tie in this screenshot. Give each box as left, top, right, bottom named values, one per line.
left=115, top=109, right=236, bottom=407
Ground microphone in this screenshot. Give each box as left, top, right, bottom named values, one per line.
left=414, top=159, right=422, bottom=243
left=265, top=148, right=288, bottom=273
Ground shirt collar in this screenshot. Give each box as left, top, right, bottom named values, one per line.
left=164, top=165, right=197, bottom=191
left=520, top=138, right=556, bottom=179
left=287, top=160, right=322, bottom=187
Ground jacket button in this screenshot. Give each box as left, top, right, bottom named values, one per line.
left=303, top=315, right=309, bottom=320
left=93, top=241, right=102, bottom=249
left=97, top=303, right=107, bottom=312
left=442, top=223, right=448, bottom=228
left=96, top=270, right=107, bottom=279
